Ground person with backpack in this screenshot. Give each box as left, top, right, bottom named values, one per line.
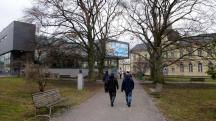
left=121, top=71, right=134, bottom=107
left=106, top=73, right=119, bottom=107
left=103, top=71, right=109, bottom=92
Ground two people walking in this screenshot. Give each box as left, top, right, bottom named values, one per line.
left=103, top=71, right=134, bottom=107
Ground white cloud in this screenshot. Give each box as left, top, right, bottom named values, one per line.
left=0, top=0, right=32, bottom=31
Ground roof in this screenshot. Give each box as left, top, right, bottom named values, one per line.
left=179, top=33, right=216, bottom=46
left=130, top=44, right=146, bottom=53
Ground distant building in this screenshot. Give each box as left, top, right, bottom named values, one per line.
left=0, top=21, right=35, bottom=74
left=130, top=33, right=216, bottom=76
left=0, top=21, right=129, bottom=77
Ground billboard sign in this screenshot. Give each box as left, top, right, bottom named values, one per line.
left=106, top=40, right=129, bottom=59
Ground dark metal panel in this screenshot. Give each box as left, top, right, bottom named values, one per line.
left=13, top=21, right=36, bottom=51
left=0, top=22, right=14, bottom=55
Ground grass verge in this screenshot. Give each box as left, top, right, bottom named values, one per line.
left=0, top=77, right=102, bottom=121
left=143, top=83, right=216, bottom=121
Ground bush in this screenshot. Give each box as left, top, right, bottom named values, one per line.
left=207, top=67, right=216, bottom=80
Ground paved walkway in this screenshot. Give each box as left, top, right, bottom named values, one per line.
left=52, top=80, right=166, bottom=121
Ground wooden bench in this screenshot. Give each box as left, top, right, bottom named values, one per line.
left=190, top=78, right=205, bottom=82
left=32, top=89, right=67, bottom=119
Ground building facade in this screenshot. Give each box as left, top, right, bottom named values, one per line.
left=0, top=21, right=35, bottom=74
left=130, top=34, right=216, bottom=76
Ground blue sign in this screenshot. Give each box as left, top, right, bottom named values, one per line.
left=106, top=41, right=129, bottom=58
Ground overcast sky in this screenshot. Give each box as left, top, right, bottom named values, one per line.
left=0, top=0, right=32, bottom=31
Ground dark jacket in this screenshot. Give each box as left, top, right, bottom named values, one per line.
left=107, top=74, right=119, bottom=92
left=121, top=75, right=134, bottom=93
left=103, top=71, right=109, bottom=82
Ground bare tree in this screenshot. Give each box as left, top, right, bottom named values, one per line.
left=94, top=0, right=125, bottom=78
left=25, top=0, right=104, bottom=81
left=25, top=0, right=125, bottom=81
left=122, top=0, right=214, bottom=83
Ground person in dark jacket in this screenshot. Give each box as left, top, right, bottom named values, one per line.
left=106, top=73, right=119, bottom=107
left=121, top=73, right=134, bottom=107
left=103, top=71, right=109, bottom=92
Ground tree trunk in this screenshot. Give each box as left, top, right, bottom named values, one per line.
left=87, top=42, right=95, bottom=81
left=152, top=55, right=164, bottom=84
left=98, top=57, right=105, bottom=79
left=149, top=55, right=155, bottom=81
left=97, top=38, right=106, bottom=80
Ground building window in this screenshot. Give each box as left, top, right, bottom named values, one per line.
left=207, top=49, right=213, bottom=56
left=172, top=67, right=175, bottom=72
left=189, top=62, right=193, bottom=72
left=180, top=62, right=184, bottom=72
left=171, top=51, right=175, bottom=58
left=163, top=64, right=168, bottom=75
left=164, top=52, right=168, bottom=58
left=188, top=48, right=193, bottom=57
left=180, top=49, right=184, bottom=57
left=0, top=52, right=11, bottom=74
left=198, top=49, right=202, bottom=57
left=0, top=35, right=7, bottom=43
left=198, top=62, right=202, bottom=72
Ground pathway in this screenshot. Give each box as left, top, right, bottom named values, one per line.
left=52, top=80, right=166, bottom=121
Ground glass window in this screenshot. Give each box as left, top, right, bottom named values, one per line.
left=164, top=52, right=168, bottom=58
left=198, top=49, right=202, bottom=57
left=171, top=52, right=175, bottom=58
left=189, top=62, right=193, bottom=72
left=163, top=64, right=169, bottom=75
left=0, top=35, right=7, bottom=43
left=172, top=67, right=175, bottom=72
left=180, top=62, right=184, bottom=72
left=188, top=48, right=193, bottom=57
left=0, top=52, right=11, bottom=74
left=180, top=49, right=183, bottom=57
left=198, top=62, right=202, bottom=72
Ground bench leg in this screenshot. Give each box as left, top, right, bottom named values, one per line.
left=49, top=106, right=52, bottom=117
left=35, top=107, right=51, bottom=121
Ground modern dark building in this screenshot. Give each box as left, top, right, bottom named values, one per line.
left=0, top=21, right=35, bottom=74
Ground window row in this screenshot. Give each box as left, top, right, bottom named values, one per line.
left=179, top=62, right=213, bottom=72
left=163, top=49, right=213, bottom=58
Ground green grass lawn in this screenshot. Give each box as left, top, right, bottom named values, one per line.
left=0, top=77, right=102, bottom=121
left=144, top=83, right=216, bottom=121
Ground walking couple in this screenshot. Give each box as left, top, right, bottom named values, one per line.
left=103, top=71, right=134, bottom=107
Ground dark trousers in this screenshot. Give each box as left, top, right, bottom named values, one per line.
left=109, top=91, right=116, bottom=104
left=125, top=91, right=132, bottom=105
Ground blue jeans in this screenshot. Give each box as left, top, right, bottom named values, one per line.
left=125, top=91, right=132, bottom=105
left=109, top=91, right=116, bottom=104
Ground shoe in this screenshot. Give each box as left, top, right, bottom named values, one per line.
left=128, top=103, right=131, bottom=107
left=111, top=102, right=114, bottom=107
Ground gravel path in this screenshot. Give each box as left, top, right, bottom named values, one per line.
left=52, top=80, right=166, bottom=121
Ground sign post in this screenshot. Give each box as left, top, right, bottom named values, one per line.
left=77, top=69, right=84, bottom=90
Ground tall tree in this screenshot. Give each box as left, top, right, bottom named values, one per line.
left=25, top=0, right=124, bottom=81
left=94, top=0, right=124, bottom=78
left=122, top=0, right=213, bottom=83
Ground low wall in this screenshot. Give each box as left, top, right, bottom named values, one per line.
left=48, top=68, right=89, bottom=78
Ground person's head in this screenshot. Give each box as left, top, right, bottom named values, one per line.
left=125, top=74, right=131, bottom=80
left=110, top=73, right=115, bottom=79
left=105, top=71, right=108, bottom=75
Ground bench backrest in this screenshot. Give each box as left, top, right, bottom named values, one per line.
left=32, top=89, right=61, bottom=108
